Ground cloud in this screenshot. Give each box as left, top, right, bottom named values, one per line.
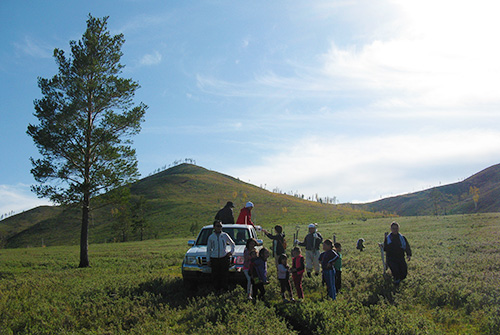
left=14, top=36, right=52, bottom=58
left=195, top=0, right=500, bottom=113
left=139, top=51, right=162, bottom=66
left=241, top=38, right=250, bottom=49
left=191, top=0, right=500, bottom=205
left=319, top=0, right=500, bottom=109
left=118, top=13, right=173, bottom=34
left=229, top=128, right=500, bottom=203
left=0, top=184, right=52, bottom=216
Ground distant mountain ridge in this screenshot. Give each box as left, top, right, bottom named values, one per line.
left=359, top=163, right=500, bottom=216
left=0, top=164, right=380, bottom=248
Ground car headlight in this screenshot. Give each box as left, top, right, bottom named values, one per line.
left=233, top=256, right=245, bottom=265
left=185, top=256, right=197, bottom=265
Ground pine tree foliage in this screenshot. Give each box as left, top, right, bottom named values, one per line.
left=27, top=15, right=147, bottom=267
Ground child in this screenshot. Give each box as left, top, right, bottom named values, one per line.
left=333, top=242, right=342, bottom=293
left=243, top=238, right=257, bottom=299
left=251, top=248, right=270, bottom=301
left=290, top=246, right=305, bottom=299
left=277, top=254, right=294, bottom=302
left=319, top=239, right=339, bottom=300
left=262, top=225, right=286, bottom=269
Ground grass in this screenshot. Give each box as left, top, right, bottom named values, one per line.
left=1, top=214, right=500, bottom=334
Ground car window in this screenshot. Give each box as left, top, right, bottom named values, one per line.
left=195, top=228, right=212, bottom=245
left=224, top=228, right=249, bottom=245
left=195, top=227, right=250, bottom=246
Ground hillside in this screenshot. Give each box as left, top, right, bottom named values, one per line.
left=359, top=163, right=500, bottom=216
left=1, top=164, right=381, bottom=248
left=0, top=206, right=63, bottom=243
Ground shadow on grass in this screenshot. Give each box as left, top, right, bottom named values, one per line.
left=131, top=277, right=244, bottom=309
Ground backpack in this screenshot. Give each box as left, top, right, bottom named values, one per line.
left=279, top=234, right=287, bottom=249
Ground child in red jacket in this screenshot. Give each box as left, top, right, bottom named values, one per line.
left=290, top=246, right=305, bottom=299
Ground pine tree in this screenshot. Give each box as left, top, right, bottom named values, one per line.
left=27, top=15, right=147, bottom=267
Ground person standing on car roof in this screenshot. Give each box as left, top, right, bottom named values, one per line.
left=215, top=201, right=235, bottom=224
left=207, top=220, right=235, bottom=291
left=236, top=201, right=255, bottom=227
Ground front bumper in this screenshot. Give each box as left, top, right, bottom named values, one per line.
left=182, top=263, right=245, bottom=282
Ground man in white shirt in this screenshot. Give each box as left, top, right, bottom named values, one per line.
left=207, top=220, right=235, bottom=290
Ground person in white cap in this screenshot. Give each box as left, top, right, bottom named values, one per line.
left=236, top=201, right=255, bottom=227
left=296, top=223, right=323, bottom=277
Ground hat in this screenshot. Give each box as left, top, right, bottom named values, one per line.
left=226, top=201, right=234, bottom=208
left=245, top=201, right=254, bottom=208
left=308, top=223, right=316, bottom=228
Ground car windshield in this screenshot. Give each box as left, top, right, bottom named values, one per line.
left=196, top=227, right=250, bottom=246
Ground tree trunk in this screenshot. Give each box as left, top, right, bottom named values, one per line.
left=79, top=193, right=90, bottom=268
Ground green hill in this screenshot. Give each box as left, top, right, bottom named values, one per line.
left=0, top=205, right=63, bottom=245
left=359, top=163, right=500, bottom=216
left=1, top=164, right=381, bottom=248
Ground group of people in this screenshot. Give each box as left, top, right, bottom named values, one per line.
left=258, top=223, right=342, bottom=301
left=208, top=201, right=412, bottom=301
left=215, top=200, right=255, bottom=226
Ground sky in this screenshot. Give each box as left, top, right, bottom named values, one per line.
left=1, top=0, right=500, bottom=216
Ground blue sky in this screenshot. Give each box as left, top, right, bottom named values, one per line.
left=2, top=0, right=500, bottom=216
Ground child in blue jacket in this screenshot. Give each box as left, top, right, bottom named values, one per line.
left=250, top=248, right=270, bottom=301
left=319, top=239, right=340, bottom=300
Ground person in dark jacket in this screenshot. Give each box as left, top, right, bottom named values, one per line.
left=215, top=201, right=235, bottom=224
left=263, top=225, right=286, bottom=269
left=383, top=221, right=412, bottom=285
left=250, top=248, right=270, bottom=301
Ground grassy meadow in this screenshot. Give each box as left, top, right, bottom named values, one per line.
left=1, top=214, right=499, bottom=334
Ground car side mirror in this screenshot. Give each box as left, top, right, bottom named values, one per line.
left=188, top=240, right=195, bottom=246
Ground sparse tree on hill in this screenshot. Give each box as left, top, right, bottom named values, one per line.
left=469, top=186, right=480, bottom=210
left=430, top=189, right=443, bottom=216
left=27, top=15, right=147, bottom=267
left=131, top=195, right=148, bottom=241
left=110, top=187, right=132, bottom=242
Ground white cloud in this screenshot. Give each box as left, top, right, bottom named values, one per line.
left=229, top=128, right=500, bottom=203
left=241, top=38, right=250, bottom=48
left=196, top=0, right=500, bottom=113
left=118, top=13, right=173, bottom=34
left=0, top=184, right=52, bottom=216
left=318, top=0, right=500, bottom=110
left=14, top=36, right=52, bottom=58
left=139, top=51, right=162, bottom=66
left=189, top=0, right=500, bottom=206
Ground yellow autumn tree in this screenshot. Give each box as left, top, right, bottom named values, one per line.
left=469, top=186, right=479, bottom=210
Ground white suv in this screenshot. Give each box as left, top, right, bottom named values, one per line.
left=182, top=224, right=262, bottom=286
